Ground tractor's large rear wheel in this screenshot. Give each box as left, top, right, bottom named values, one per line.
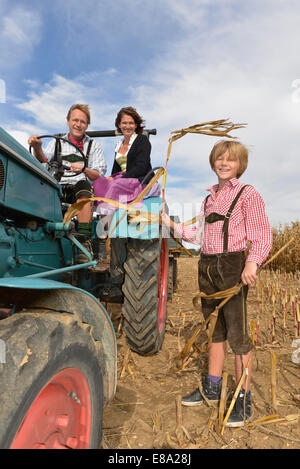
left=122, top=237, right=168, bottom=355
left=0, top=311, right=104, bottom=449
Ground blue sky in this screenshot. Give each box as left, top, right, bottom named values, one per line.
left=1, top=0, right=300, bottom=228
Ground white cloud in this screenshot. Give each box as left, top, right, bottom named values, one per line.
left=12, top=72, right=123, bottom=165
left=7, top=0, right=300, bottom=228
left=0, top=80, right=6, bottom=104
left=7, top=130, right=30, bottom=149
left=0, top=4, right=42, bottom=68
left=16, top=73, right=118, bottom=131
left=16, top=75, right=87, bottom=129
left=129, top=2, right=300, bottom=226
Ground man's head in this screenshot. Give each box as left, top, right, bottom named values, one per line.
left=67, top=104, right=90, bottom=141
left=209, top=140, right=248, bottom=179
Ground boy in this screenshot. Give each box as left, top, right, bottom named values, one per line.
left=162, top=140, right=272, bottom=427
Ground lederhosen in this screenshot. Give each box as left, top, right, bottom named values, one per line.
left=56, top=139, right=94, bottom=204
left=198, top=185, right=254, bottom=355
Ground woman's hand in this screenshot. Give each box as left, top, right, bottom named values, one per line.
left=241, top=261, right=258, bottom=286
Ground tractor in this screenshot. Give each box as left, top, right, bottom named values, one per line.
left=0, top=126, right=173, bottom=449
left=167, top=215, right=182, bottom=300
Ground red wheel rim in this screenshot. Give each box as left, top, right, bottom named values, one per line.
left=10, top=368, right=92, bottom=449
left=157, top=238, right=168, bottom=332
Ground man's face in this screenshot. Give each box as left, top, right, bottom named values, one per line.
left=67, top=109, right=89, bottom=140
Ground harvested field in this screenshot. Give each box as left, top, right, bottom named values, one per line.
left=103, top=257, right=300, bottom=450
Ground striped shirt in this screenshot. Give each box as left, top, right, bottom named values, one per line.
left=175, top=178, right=272, bottom=265
left=44, top=134, right=107, bottom=184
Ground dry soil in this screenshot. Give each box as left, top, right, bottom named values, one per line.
left=103, top=257, right=300, bottom=450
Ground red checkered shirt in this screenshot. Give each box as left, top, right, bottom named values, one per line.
left=175, top=178, right=272, bottom=265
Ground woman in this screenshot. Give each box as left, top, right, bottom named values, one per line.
left=111, top=107, right=154, bottom=183
left=92, top=107, right=160, bottom=270
left=93, top=107, right=160, bottom=214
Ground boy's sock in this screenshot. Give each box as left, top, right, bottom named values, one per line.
left=77, top=222, right=92, bottom=238
left=208, top=374, right=222, bottom=383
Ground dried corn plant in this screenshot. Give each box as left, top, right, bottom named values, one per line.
left=170, top=119, right=246, bottom=141
left=252, top=266, right=299, bottom=344
left=267, top=222, right=299, bottom=272
left=162, top=119, right=246, bottom=198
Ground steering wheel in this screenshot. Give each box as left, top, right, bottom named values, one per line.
left=140, top=166, right=163, bottom=185
left=29, top=135, right=88, bottom=179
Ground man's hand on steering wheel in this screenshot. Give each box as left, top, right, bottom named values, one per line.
left=70, top=161, right=85, bottom=173
left=29, top=135, right=88, bottom=181
left=28, top=135, right=43, bottom=150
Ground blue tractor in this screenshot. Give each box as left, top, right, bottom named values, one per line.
left=0, top=127, right=170, bottom=448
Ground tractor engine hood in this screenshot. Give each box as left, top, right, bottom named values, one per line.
left=0, top=127, right=62, bottom=222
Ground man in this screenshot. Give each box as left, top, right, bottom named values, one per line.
left=28, top=104, right=107, bottom=262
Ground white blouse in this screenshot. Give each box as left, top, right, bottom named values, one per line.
left=114, top=132, right=138, bottom=154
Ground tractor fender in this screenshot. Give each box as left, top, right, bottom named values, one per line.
left=0, top=277, right=117, bottom=403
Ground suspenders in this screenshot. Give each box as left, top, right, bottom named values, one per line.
left=204, top=185, right=249, bottom=253
left=54, top=138, right=93, bottom=181
left=54, top=138, right=93, bottom=162
left=86, top=140, right=93, bottom=160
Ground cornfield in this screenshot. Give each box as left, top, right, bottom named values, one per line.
left=267, top=221, right=300, bottom=273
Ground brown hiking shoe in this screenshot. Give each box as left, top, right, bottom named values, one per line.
left=93, top=238, right=110, bottom=271
left=77, top=239, right=93, bottom=264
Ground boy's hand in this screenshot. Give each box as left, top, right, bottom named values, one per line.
left=241, top=261, right=258, bottom=286
left=161, top=212, right=172, bottom=227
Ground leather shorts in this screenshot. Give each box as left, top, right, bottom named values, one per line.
left=198, top=251, right=254, bottom=355
left=61, top=180, right=93, bottom=204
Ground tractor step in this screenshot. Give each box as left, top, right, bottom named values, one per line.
left=93, top=260, right=110, bottom=272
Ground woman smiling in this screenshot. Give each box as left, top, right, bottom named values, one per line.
left=111, top=107, right=154, bottom=183
left=92, top=107, right=160, bottom=270
left=93, top=107, right=160, bottom=213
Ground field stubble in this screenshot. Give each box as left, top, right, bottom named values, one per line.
left=103, top=257, right=300, bottom=450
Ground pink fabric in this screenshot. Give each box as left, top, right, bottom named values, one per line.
left=93, top=172, right=161, bottom=214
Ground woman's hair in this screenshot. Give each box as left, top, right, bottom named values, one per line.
left=67, top=104, right=91, bottom=125
left=209, top=139, right=248, bottom=178
left=115, top=106, right=145, bottom=134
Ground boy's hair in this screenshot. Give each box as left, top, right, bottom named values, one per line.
left=67, top=104, right=91, bottom=125
left=209, top=140, right=248, bottom=178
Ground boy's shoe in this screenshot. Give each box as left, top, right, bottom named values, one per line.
left=181, top=375, right=222, bottom=407
left=181, top=388, right=203, bottom=406
left=226, top=390, right=253, bottom=427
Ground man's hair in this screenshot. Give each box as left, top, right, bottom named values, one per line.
left=115, top=106, right=145, bottom=134
left=67, top=104, right=91, bottom=125
left=209, top=140, right=248, bottom=178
